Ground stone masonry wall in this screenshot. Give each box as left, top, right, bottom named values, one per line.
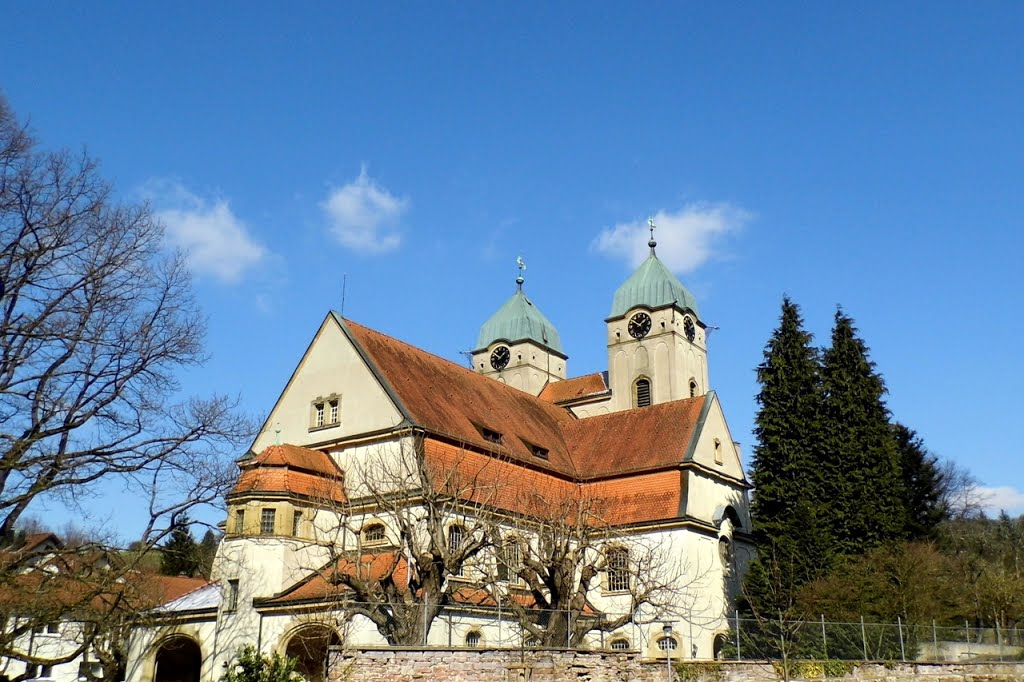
left=328, top=649, right=1024, bottom=682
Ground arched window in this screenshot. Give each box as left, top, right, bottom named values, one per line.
left=362, top=523, right=386, bottom=545
left=606, top=547, right=630, bottom=592
left=465, top=631, right=482, bottom=648
left=657, top=636, right=678, bottom=651
left=633, top=377, right=652, bottom=408
left=689, top=378, right=698, bottom=398
left=610, top=638, right=630, bottom=650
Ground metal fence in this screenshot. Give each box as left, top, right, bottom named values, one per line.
left=313, top=602, right=1024, bottom=662
left=726, top=615, right=1024, bottom=663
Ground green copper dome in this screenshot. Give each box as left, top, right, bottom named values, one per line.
left=608, top=253, right=700, bottom=320
left=476, top=286, right=565, bottom=356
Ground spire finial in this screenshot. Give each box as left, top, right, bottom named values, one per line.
left=648, top=216, right=657, bottom=253
left=516, top=256, right=526, bottom=289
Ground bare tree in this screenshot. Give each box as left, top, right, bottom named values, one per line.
left=306, top=436, right=495, bottom=646
left=484, top=488, right=701, bottom=648
left=0, top=95, right=250, bottom=669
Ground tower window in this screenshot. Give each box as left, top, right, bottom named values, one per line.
left=634, top=378, right=652, bottom=408
left=449, top=524, right=465, bottom=576
left=235, top=509, right=246, bottom=535
left=260, top=508, right=276, bottom=535
left=689, top=379, right=698, bottom=398
left=292, top=510, right=303, bottom=537
left=226, top=579, right=240, bottom=611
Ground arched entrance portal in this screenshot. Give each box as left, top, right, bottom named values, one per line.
left=154, top=636, right=202, bottom=682
left=285, top=625, right=341, bottom=682
left=713, top=633, right=728, bottom=660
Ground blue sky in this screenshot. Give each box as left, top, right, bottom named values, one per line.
left=4, top=3, right=1023, bottom=538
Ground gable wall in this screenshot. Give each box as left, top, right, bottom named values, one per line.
left=254, top=319, right=404, bottom=452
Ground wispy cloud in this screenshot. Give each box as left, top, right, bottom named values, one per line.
left=973, top=485, right=1024, bottom=517
left=321, top=167, right=408, bottom=253
left=147, top=180, right=268, bottom=284
left=592, top=203, right=751, bottom=273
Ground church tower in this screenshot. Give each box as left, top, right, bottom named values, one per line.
left=472, top=267, right=566, bottom=396
left=605, top=219, right=708, bottom=411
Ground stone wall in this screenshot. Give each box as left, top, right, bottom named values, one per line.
left=327, top=649, right=1024, bottom=682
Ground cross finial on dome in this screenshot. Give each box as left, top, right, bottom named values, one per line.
left=516, top=256, right=526, bottom=289
left=648, top=216, right=657, bottom=253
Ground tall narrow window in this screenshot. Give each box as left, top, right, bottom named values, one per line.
left=497, top=539, right=522, bottom=582
left=714, top=438, right=723, bottom=465
left=606, top=547, right=630, bottom=592
left=260, top=508, right=276, bottom=535
left=292, top=510, right=303, bottom=537
left=226, top=579, right=240, bottom=611
left=314, top=402, right=325, bottom=427
left=329, top=400, right=339, bottom=424
left=634, top=378, right=652, bottom=408
left=235, top=509, right=246, bottom=535
left=689, top=379, right=698, bottom=398
left=448, top=524, right=465, bottom=576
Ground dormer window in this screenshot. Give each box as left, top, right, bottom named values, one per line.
left=531, top=445, right=549, bottom=460
left=362, top=523, right=387, bottom=546
left=480, top=427, right=502, bottom=444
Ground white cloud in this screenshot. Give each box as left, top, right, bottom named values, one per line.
left=593, top=203, right=751, bottom=273
left=149, top=181, right=267, bottom=284
left=973, top=485, right=1024, bottom=517
left=321, top=167, right=408, bottom=253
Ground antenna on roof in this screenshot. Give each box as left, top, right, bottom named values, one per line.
left=341, top=273, right=348, bottom=317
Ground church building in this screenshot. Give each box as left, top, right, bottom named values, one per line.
left=126, top=231, right=753, bottom=682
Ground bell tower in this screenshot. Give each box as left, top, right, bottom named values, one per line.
left=605, top=218, right=708, bottom=412
left=472, top=259, right=567, bottom=396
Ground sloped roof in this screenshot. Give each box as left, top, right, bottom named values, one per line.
left=343, top=318, right=580, bottom=478
left=538, top=373, right=609, bottom=405
left=153, top=581, right=222, bottom=613
left=232, top=468, right=347, bottom=503
left=245, top=444, right=342, bottom=477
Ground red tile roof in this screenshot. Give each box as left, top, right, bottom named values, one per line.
left=231, top=444, right=345, bottom=502
left=345, top=320, right=579, bottom=477
left=538, top=373, right=609, bottom=404
left=247, top=444, right=342, bottom=477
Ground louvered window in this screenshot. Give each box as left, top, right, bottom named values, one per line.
left=635, top=378, right=652, bottom=408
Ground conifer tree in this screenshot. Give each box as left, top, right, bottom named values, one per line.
left=821, top=310, right=905, bottom=555
left=749, top=297, right=828, bottom=551
left=160, top=516, right=200, bottom=577
left=893, top=423, right=948, bottom=540
left=744, top=298, right=832, bottom=617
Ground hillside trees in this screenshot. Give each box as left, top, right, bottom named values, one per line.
left=0, top=95, right=250, bottom=668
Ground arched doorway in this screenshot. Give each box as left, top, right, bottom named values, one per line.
left=713, top=633, right=728, bottom=660
left=284, top=625, right=341, bottom=682
left=154, top=636, right=201, bottom=682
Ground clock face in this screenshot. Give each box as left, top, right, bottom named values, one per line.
left=490, top=345, right=510, bottom=370
left=683, top=317, right=696, bottom=342
left=628, top=312, right=652, bottom=339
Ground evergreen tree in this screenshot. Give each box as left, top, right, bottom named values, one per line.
left=744, top=298, right=832, bottom=615
left=749, top=297, right=828, bottom=551
left=197, top=529, right=219, bottom=578
left=160, top=516, right=200, bottom=577
left=821, top=309, right=905, bottom=555
left=893, top=423, right=948, bottom=540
